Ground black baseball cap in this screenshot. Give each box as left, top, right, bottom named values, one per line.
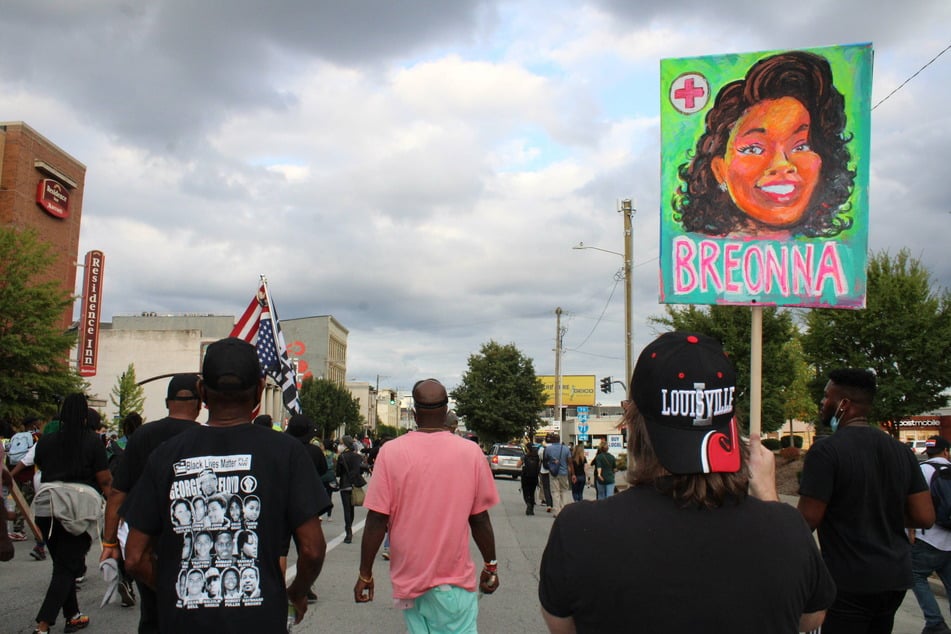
left=926, top=436, right=951, bottom=456
left=202, top=338, right=262, bottom=391
left=167, top=373, right=201, bottom=400
left=630, top=331, right=740, bottom=475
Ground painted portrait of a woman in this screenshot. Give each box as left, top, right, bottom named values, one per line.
left=672, top=51, right=855, bottom=238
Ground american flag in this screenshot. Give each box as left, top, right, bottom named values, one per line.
left=230, top=282, right=302, bottom=415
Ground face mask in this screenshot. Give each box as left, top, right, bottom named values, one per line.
left=829, top=403, right=844, bottom=432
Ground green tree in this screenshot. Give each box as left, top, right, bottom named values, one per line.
left=0, top=227, right=85, bottom=425
left=779, top=337, right=818, bottom=439
left=650, top=305, right=799, bottom=434
left=374, top=423, right=404, bottom=439
left=110, top=363, right=146, bottom=421
left=298, top=377, right=364, bottom=439
left=450, top=340, right=546, bottom=445
left=802, top=249, right=951, bottom=433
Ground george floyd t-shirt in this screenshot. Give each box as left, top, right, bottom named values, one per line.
left=124, top=424, right=330, bottom=632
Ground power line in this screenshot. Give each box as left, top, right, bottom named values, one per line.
left=567, top=272, right=622, bottom=352
left=873, top=42, right=951, bottom=111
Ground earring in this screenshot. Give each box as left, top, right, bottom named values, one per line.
left=718, top=182, right=727, bottom=192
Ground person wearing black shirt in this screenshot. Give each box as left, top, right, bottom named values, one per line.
left=124, top=337, right=330, bottom=632
left=100, top=373, right=202, bottom=634
left=33, top=393, right=112, bottom=634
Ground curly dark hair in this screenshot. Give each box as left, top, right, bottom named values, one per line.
left=672, top=51, right=855, bottom=237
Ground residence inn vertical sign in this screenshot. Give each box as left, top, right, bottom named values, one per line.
left=78, top=250, right=104, bottom=377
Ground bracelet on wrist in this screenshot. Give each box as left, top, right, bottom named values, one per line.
left=359, top=574, right=373, bottom=584
left=483, top=562, right=498, bottom=573
left=102, top=541, right=119, bottom=548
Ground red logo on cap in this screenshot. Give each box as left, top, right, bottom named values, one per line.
left=703, top=417, right=741, bottom=473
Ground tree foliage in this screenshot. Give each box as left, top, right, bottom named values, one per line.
left=299, top=377, right=364, bottom=440
left=0, top=227, right=85, bottom=425
left=110, top=362, right=146, bottom=422
left=802, top=249, right=951, bottom=431
left=781, top=338, right=817, bottom=425
left=450, top=340, right=546, bottom=445
left=650, top=305, right=799, bottom=434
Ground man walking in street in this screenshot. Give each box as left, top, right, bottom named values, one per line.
left=124, top=338, right=330, bottom=632
left=101, top=373, right=203, bottom=631
left=539, top=331, right=836, bottom=632
left=910, top=435, right=951, bottom=634
left=353, top=378, right=500, bottom=633
left=545, top=433, right=571, bottom=515
left=799, top=368, right=935, bottom=632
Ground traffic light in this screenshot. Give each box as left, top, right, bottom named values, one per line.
left=600, top=376, right=612, bottom=394
left=389, top=391, right=396, bottom=405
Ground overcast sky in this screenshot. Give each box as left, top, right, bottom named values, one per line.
left=2, top=1, right=948, bottom=402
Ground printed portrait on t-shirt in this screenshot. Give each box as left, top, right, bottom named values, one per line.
left=181, top=532, right=193, bottom=560
left=183, top=569, right=207, bottom=604
left=171, top=499, right=192, bottom=529
left=192, top=496, right=210, bottom=528
left=214, top=531, right=234, bottom=561
left=193, top=531, right=213, bottom=561
left=227, top=495, right=243, bottom=527
left=237, top=530, right=258, bottom=559
left=243, top=496, right=260, bottom=524
left=204, top=567, right=222, bottom=604
left=240, top=566, right=262, bottom=601
left=169, top=453, right=262, bottom=610
left=197, top=468, right=218, bottom=497
left=206, top=495, right=228, bottom=527
left=222, top=567, right=241, bottom=600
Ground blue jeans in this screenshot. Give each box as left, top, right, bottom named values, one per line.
left=596, top=481, right=615, bottom=499
left=912, top=539, right=951, bottom=627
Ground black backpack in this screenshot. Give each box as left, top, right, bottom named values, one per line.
left=523, top=452, right=540, bottom=476
left=925, top=460, right=951, bottom=529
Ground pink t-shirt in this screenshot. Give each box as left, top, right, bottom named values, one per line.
left=364, top=431, right=499, bottom=599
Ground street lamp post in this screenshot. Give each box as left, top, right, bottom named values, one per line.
left=572, top=198, right=636, bottom=386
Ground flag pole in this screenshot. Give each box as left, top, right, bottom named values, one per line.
left=258, top=275, right=301, bottom=419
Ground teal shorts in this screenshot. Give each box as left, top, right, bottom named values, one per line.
left=402, top=584, right=479, bottom=633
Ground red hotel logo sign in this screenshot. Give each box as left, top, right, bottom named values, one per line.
left=36, top=178, right=70, bottom=219
left=79, top=250, right=105, bottom=377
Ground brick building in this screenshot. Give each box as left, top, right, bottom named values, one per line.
left=0, top=122, right=86, bottom=331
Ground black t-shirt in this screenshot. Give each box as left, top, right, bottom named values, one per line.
left=124, top=424, right=331, bottom=633
left=539, top=485, right=835, bottom=633
left=301, top=442, right=328, bottom=477
left=112, top=417, right=198, bottom=494
left=799, top=424, right=928, bottom=592
left=35, top=430, right=108, bottom=489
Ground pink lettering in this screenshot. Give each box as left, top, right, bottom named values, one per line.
left=698, top=240, right=722, bottom=292
left=792, top=244, right=813, bottom=295
left=815, top=242, right=846, bottom=295
left=742, top=248, right=763, bottom=294
left=764, top=247, right=789, bottom=295
left=673, top=237, right=697, bottom=293
left=723, top=243, right=742, bottom=293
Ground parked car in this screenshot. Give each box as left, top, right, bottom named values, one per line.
left=487, top=443, right=525, bottom=479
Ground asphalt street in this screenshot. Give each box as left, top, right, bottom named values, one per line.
left=1, top=480, right=946, bottom=633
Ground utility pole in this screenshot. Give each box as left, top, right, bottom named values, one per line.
left=620, top=199, right=635, bottom=384
left=554, top=307, right=564, bottom=431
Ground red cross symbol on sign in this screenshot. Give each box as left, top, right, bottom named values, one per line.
left=669, top=72, right=709, bottom=114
